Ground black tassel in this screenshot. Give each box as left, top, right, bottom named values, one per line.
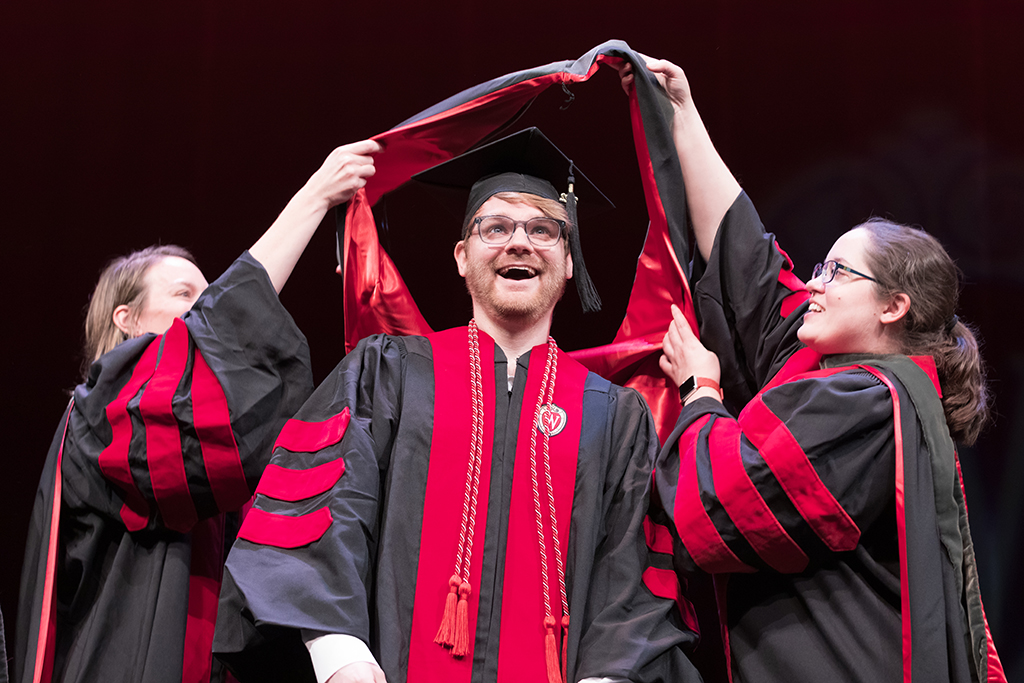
left=565, top=164, right=602, bottom=313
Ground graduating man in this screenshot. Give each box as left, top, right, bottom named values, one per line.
left=213, top=130, right=699, bottom=683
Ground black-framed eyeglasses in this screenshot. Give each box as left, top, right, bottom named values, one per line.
left=811, top=260, right=878, bottom=284
left=472, top=215, right=565, bottom=248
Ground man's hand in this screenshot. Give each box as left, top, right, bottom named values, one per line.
left=659, top=304, right=721, bottom=399
left=326, top=661, right=388, bottom=683
left=302, top=139, right=382, bottom=210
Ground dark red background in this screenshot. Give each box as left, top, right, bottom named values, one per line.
left=3, top=1, right=1022, bottom=679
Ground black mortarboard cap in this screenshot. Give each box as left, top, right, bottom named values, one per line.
left=413, top=127, right=611, bottom=313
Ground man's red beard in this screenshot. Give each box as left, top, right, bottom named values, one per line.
left=463, top=254, right=568, bottom=322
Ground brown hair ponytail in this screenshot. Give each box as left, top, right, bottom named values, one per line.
left=859, top=219, right=991, bottom=445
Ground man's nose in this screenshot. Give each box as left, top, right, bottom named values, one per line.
left=504, top=225, right=535, bottom=251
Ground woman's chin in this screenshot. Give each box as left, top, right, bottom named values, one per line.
left=796, top=323, right=812, bottom=346
left=797, top=327, right=827, bottom=355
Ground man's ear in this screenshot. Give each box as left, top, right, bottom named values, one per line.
left=880, top=292, right=911, bottom=325
left=112, top=305, right=133, bottom=336
left=565, top=250, right=573, bottom=280
left=454, top=240, right=468, bottom=277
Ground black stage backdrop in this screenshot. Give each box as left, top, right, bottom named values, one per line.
left=3, top=2, right=1023, bottom=680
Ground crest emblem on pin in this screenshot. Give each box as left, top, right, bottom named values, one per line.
left=536, top=404, right=567, bottom=436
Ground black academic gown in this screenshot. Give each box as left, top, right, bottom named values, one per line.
left=214, top=327, right=699, bottom=683
left=655, top=194, right=1005, bottom=682
left=2, top=606, right=9, bottom=683
left=16, top=253, right=313, bottom=683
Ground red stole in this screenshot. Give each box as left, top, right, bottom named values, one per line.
left=407, top=327, right=587, bottom=683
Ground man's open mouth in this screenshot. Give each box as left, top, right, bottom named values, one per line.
left=498, top=266, right=538, bottom=280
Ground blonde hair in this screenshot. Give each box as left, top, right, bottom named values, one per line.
left=82, top=245, right=196, bottom=378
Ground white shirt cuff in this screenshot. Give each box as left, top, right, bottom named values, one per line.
left=301, top=633, right=621, bottom=683
left=302, top=631, right=378, bottom=683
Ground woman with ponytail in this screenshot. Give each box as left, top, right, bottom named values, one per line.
left=620, top=57, right=1005, bottom=681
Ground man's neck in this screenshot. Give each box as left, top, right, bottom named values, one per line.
left=472, top=308, right=553, bottom=367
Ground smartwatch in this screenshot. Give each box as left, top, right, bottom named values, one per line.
left=679, top=376, right=722, bottom=403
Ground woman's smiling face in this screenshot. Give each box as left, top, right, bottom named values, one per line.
left=798, top=227, right=901, bottom=356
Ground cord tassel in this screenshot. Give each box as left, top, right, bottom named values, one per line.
left=560, top=615, right=570, bottom=683
left=564, top=167, right=601, bottom=313
left=452, top=580, right=472, bottom=657
left=544, top=616, right=561, bottom=683
left=434, top=574, right=461, bottom=647
left=437, top=322, right=485, bottom=658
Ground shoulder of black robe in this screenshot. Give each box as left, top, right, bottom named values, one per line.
left=16, top=252, right=313, bottom=683
left=214, top=333, right=408, bottom=682
left=690, top=191, right=811, bottom=410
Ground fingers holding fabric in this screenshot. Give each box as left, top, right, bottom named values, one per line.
left=305, top=139, right=383, bottom=209
left=660, top=305, right=721, bottom=402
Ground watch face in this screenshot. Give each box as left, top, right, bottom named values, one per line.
left=679, top=375, right=696, bottom=401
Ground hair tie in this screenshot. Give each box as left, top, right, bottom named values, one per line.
left=945, top=314, right=959, bottom=334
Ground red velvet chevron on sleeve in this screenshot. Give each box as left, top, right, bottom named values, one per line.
left=237, top=507, right=334, bottom=549
left=273, top=406, right=351, bottom=453
left=707, top=419, right=809, bottom=573
left=256, top=459, right=346, bottom=502
left=673, top=416, right=754, bottom=574
left=738, top=395, right=860, bottom=552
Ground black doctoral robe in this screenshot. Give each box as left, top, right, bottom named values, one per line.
left=655, top=193, right=1005, bottom=682
left=2, top=606, right=8, bottom=683
left=214, top=327, right=699, bottom=683
left=16, top=253, right=314, bottom=683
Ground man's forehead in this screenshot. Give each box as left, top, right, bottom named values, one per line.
left=474, top=194, right=547, bottom=217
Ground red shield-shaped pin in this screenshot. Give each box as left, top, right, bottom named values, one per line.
left=536, top=404, right=567, bottom=437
